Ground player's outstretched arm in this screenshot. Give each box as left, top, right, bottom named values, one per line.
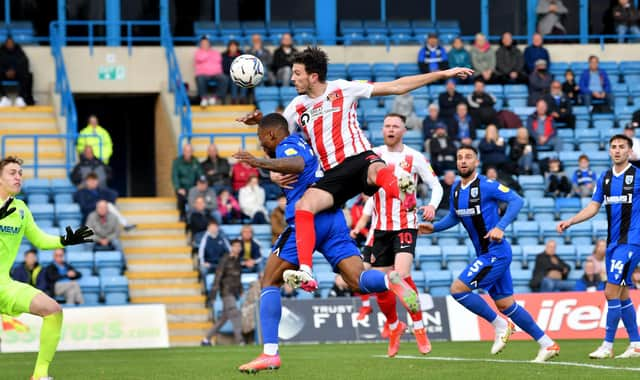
left=0, top=197, right=15, bottom=220
left=233, top=151, right=305, bottom=174
left=557, top=201, right=601, bottom=233
left=371, top=67, right=474, bottom=97
left=60, top=226, right=94, bottom=246
left=432, top=212, right=459, bottom=233
left=236, top=110, right=263, bottom=126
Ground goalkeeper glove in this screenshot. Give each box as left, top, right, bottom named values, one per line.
left=0, top=197, right=15, bottom=220
left=60, top=225, right=94, bottom=246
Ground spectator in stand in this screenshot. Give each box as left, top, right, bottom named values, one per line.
left=194, top=36, right=228, bottom=107
left=579, top=55, right=613, bottom=109
left=467, top=80, right=498, bottom=127
left=70, top=145, right=111, bottom=188
left=561, top=69, right=581, bottom=105
left=391, top=93, right=422, bottom=130
left=272, top=33, right=297, bottom=87
left=543, top=80, right=575, bottom=129
left=222, top=40, right=247, bottom=104
left=527, top=99, right=559, bottom=151
left=470, top=33, right=497, bottom=83
left=280, top=283, right=297, bottom=298
left=329, top=274, right=353, bottom=297
left=574, top=260, right=606, bottom=291
left=508, top=127, right=537, bottom=175
left=270, top=194, right=286, bottom=244
left=624, top=125, right=640, bottom=164
left=238, top=174, right=268, bottom=224
left=197, top=219, right=230, bottom=276
left=11, top=249, right=47, bottom=291
left=217, top=188, right=242, bottom=224
left=530, top=239, right=573, bottom=292
left=523, top=33, right=550, bottom=74
left=437, top=171, right=456, bottom=217
left=256, top=167, right=282, bottom=201
left=201, top=239, right=243, bottom=346
left=172, top=144, right=202, bottom=221
left=188, top=175, right=222, bottom=224
left=572, top=154, right=597, bottom=198
left=187, top=196, right=211, bottom=244
left=418, top=34, right=449, bottom=74
left=0, top=36, right=34, bottom=107
left=587, top=239, right=607, bottom=280
left=478, top=124, right=507, bottom=172
left=613, top=0, right=640, bottom=43
left=422, top=103, right=449, bottom=142
left=231, top=160, right=259, bottom=193
left=348, top=194, right=370, bottom=246
left=544, top=157, right=572, bottom=197
left=239, top=225, right=262, bottom=273
left=77, top=115, right=113, bottom=164
left=495, top=32, right=527, bottom=84
left=86, top=200, right=122, bottom=252
left=485, top=165, right=523, bottom=195
left=528, top=59, right=553, bottom=106
left=247, top=34, right=275, bottom=85
left=45, top=249, right=84, bottom=305
left=447, top=102, right=476, bottom=146
left=537, top=0, right=568, bottom=36
left=447, top=37, right=472, bottom=70
left=438, top=79, right=466, bottom=122
left=73, top=173, right=133, bottom=230
left=426, top=125, right=457, bottom=175
left=201, top=143, right=231, bottom=193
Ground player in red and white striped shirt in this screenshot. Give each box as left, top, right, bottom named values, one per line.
left=239, top=47, right=472, bottom=291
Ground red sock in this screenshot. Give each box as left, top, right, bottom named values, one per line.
left=376, top=290, right=398, bottom=324
left=375, top=166, right=399, bottom=198
left=403, top=276, right=423, bottom=323
left=360, top=293, right=371, bottom=307
left=295, top=210, right=315, bottom=268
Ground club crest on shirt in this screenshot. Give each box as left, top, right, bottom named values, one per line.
left=326, top=91, right=341, bottom=102
left=626, top=175, right=634, bottom=185
left=470, top=188, right=478, bottom=198
left=18, top=209, right=24, bottom=220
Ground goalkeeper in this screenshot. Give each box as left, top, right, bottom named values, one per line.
left=0, top=157, right=93, bottom=380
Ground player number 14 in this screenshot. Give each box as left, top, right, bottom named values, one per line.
left=610, top=259, right=624, bottom=274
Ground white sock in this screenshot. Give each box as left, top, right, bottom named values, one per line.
left=413, top=320, right=424, bottom=330
left=362, top=300, right=370, bottom=308
left=602, top=341, right=614, bottom=350
left=491, top=316, right=508, bottom=331
left=389, top=320, right=399, bottom=330
left=299, top=264, right=312, bottom=274
left=264, top=343, right=278, bottom=356
left=537, top=335, right=554, bottom=348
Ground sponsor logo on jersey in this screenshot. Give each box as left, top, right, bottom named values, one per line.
left=0, top=225, right=20, bottom=234
left=456, top=205, right=481, bottom=217
left=284, top=148, right=298, bottom=156
left=604, top=194, right=633, bottom=204
left=498, top=184, right=510, bottom=193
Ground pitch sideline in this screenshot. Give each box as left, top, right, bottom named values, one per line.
left=373, top=355, right=640, bottom=372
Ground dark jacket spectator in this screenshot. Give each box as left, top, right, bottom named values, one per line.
left=11, top=249, right=47, bottom=291
left=45, top=249, right=82, bottom=301
left=613, top=0, right=640, bottom=43
left=470, top=33, right=497, bottom=83
left=447, top=103, right=477, bottom=145
left=211, top=244, right=243, bottom=299
left=172, top=144, right=202, bottom=220
left=523, top=33, right=550, bottom=73
left=187, top=196, right=211, bottom=241
left=438, top=80, right=466, bottom=122
left=201, top=144, right=231, bottom=190
left=466, top=81, right=498, bottom=127
left=247, top=34, right=275, bottom=85
left=478, top=125, right=507, bottom=170
left=530, top=240, right=571, bottom=292
left=545, top=158, right=572, bottom=197
left=422, top=104, right=449, bottom=141
left=537, top=0, right=568, bottom=36
left=542, top=81, right=575, bottom=129
left=561, top=69, right=581, bottom=104
left=495, top=32, right=527, bottom=84
left=70, top=146, right=112, bottom=187
left=528, top=59, right=553, bottom=106
left=447, top=37, right=472, bottom=69
left=272, top=33, right=297, bottom=86
left=526, top=100, right=557, bottom=150
left=427, top=127, right=457, bottom=175
left=0, top=36, right=34, bottom=106
left=73, top=173, right=118, bottom=222
left=239, top=225, right=262, bottom=273
left=438, top=171, right=457, bottom=211
left=198, top=220, right=230, bottom=273
left=574, top=260, right=605, bottom=291
left=578, top=56, right=613, bottom=108
left=418, top=34, right=448, bottom=74
left=508, top=130, right=538, bottom=175
left=222, top=40, right=246, bottom=103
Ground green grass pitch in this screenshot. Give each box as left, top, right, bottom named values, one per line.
left=1, top=340, right=639, bottom=379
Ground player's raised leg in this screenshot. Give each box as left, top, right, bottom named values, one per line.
left=616, top=286, right=640, bottom=358
left=26, top=290, right=63, bottom=380
left=394, top=253, right=431, bottom=354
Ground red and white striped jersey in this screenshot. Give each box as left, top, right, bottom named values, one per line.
left=282, top=80, right=374, bottom=171
left=363, top=197, right=376, bottom=247
left=372, top=144, right=443, bottom=231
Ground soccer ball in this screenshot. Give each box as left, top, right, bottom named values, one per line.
left=229, top=54, right=264, bottom=88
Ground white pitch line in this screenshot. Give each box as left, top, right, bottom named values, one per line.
left=373, top=355, right=640, bottom=372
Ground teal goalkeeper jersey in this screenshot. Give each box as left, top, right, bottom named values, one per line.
left=0, top=198, right=62, bottom=283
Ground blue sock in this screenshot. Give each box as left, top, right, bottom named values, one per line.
left=621, top=299, right=640, bottom=342
left=260, top=287, right=282, bottom=346
left=452, top=292, right=497, bottom=323
left=503, top=302, right=545, bottom=340
left=359, top=270, right=388, bottom=293
left=605, top=299, right=622, bottom=343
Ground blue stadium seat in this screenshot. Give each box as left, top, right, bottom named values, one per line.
left=364, top=20, right=388, bottom=35
left=102, top=275, right=129, bottom=305
left=588, top=151, right=610, bottom=166
left=340, top=20, right=364, bottom=34
left=557, top=129, right=574, bottom=139
left=555, top=198, right=581, bottom=214
left=372, top=62, right=396, bottom=78
left=518, top=175, right=545, bottom=191
left=327, top=63, right=348, bottom=80
left=241, top=273, right=259, bottom=289
left=55, top=203, right=82, bottom=221
left=411, top=20, right=437, bottom=36
left=279, top=87, right=298, bottom=103
left=443, top=245, right=470, bottom=270
left=410, top=271, right=426, bottom=290
left=291, top=20, right=315, bottom=34
left=348, top=63, right=372, bottom=79
left=67, top=251, right=94, bottom=273
left=194, top=21, right=218, bottom=40
left=513, top=221, right=540, bottom=239
left=576, top=244, right=594, bottom=263
left=396, top=63, right=420, bottom=77
left=620, top=61, right=640, bottom=75
left=77, top=276, right=101, bottom=305
left=53, top=193, right=73, bottom=205
left=257, top=100, right=279, bottom=114
left=29, top=204, right=55, bottom=222
left=50, top=178, right=76, bottom=194
left=511, top=269, right=533, bottom=287
left=549, top=61, right=570, bottom=77
left=539, top=221, right=562, bottom=241
left=555, top=245, right=577, bottom=263
left=255, top=86, right=280, bottom=102
left=268, top=20, right=290, bottom=35
left=417, top=245, right=443, bottom=271
left=504, top=84, right=528, bottom=96
left=592, top=220, right=608, bottom=240
left=436, top=20, right=460, bottom=35
left=251, top=225, right=271, bottom=241
left=27, top=194, right=49, bottom=205
left=221, top=224, right=243, bottom=238
left=316, top=272, right=335, bottom=290
left=95, top=251, right=123, bottom=274
left=243, top=21, right=266, bottom=36
left=388, top=20, right=412, bottom=34
left=522, top=245, right=545, bottom=263
left=424, top=270, right=452, bottom=288
left=22, top=178, right=50, bottom=195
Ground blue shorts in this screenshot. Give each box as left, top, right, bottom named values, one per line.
left=605, top=244, right=640, bottom=286
left=457, top=246, right=513, bottom=300
left=272, top=209, right=361, bottom=272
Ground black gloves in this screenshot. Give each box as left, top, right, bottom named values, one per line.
left=60, top=225, right=94, bottom=246
left=0, top=197, right=15, bottom=220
